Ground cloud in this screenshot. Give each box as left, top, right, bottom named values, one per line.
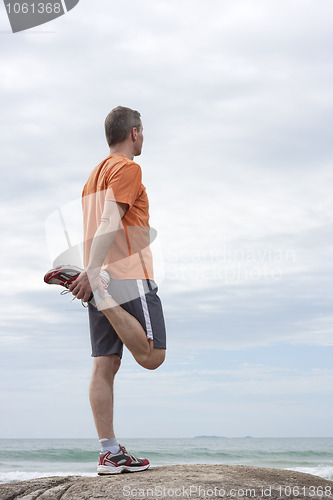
left=116, top=364, right=333, bottom=399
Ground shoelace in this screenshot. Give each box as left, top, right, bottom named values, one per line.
left=120, top=446, right=136, bottom=461
left=60, top=289, right=89, bottom=308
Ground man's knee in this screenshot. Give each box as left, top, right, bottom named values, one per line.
left=93, top=354, right=121, bottom=378
left=110, top=354, right=121, bottom=375
left=140, top=349, right=165, bottom=370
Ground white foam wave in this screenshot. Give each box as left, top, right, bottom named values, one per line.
left=0, top=471, right=96, bottom=484
left=1, top=466, right=333, bottom=484
left=286, top=466, right=333, bottom=481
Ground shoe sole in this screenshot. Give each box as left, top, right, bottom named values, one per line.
left=97, top=464, right=150, bottom=475
left=44, top=265, right=83, bottom=286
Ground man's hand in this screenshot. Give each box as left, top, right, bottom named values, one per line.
left=69, top=269, right=104, bottom=303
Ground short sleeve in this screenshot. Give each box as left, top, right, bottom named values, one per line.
left=105, top=162, right=142, bottom=208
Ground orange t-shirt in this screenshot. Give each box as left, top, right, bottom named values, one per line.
left=82, top=154, right=154, bottom=280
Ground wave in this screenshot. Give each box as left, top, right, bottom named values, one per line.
left=1, top=439, right=333, bottom=483
left=0, top=471, right=95, bottom=484
left=1, top=465, right=332, bottom=484
left=1, top=447, right=332, bottom=468
left=0, top=449, right=98, bottom=463
left=286, top=466, right=333, bottom=481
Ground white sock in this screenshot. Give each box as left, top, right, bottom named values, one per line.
left=99, top=437, right=120, bottom=455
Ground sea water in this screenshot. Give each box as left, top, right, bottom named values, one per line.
left=0, top=437, right=332, bottom=483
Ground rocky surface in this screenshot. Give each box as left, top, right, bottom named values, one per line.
left=0, top=465, right=332, bottom=499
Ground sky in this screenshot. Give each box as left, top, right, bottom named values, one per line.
left=0, top=0, right=332, bottom=440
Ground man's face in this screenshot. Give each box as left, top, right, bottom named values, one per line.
left=134, top=122, right=144, bottom=156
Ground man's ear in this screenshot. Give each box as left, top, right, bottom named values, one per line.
left=131, top=127, right=138, bottom=142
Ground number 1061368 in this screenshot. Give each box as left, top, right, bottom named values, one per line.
left=5, top=3, right=62, bottom=14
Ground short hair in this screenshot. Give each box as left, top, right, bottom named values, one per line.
left=105, top=106, right=141, bottom=147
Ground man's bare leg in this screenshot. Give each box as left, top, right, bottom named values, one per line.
left=98, top=297, right=165, bottom=370
left=89, top=354, right=121, bottom=439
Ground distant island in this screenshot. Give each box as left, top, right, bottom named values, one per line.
left=194, top=435, right=225, bottom=439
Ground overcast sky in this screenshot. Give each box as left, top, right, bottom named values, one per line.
left=0, top=0, right=332, bottom=440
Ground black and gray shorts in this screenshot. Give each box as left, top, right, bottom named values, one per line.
left=88, top=279, right=166, bottom=358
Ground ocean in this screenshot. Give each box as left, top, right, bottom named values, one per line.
left=0, top=437, right=332, bottom=484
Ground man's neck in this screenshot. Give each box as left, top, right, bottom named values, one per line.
left=109, top=145, right=134, bottom=160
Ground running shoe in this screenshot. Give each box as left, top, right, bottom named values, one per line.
left=97, top=445, right=150, bottom=475
left=44, top=264, right=110, bottom=307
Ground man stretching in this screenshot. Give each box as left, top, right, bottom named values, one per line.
left=44, top=106, right=166, bottom=474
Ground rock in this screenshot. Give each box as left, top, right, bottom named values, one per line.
left=0, top=465, right=332, bottom=499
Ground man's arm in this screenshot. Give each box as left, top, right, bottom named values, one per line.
left=69, top=200, right=127, bottom=302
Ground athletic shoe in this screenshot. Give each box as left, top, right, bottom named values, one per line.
left=44, top=264, right=110, bottom=307
left=44, top=265, right=84, bottom=288
left=97, top=445, right=150, bottom=475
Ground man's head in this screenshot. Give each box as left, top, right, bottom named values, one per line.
left=105, top=106, right=143, bottom=157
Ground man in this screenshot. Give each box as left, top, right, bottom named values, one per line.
left=44, top=106, right=166, bottom=474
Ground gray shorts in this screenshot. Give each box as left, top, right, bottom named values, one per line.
left=88, top=279, right=167, bottom=358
